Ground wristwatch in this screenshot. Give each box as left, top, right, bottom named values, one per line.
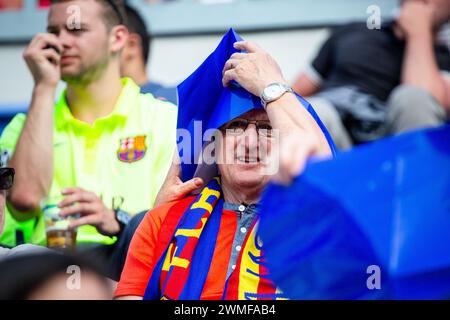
left=260, top=83, right=294, bottom=109
left=114, top=208, right=132, bottom=231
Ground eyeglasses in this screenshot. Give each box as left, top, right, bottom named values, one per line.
left=222, top=118, right=273, bottom=137
left=0, top=168, right=15, bottom=190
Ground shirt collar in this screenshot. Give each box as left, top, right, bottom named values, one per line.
left=223, top=201, right=259, bottom=215
left=54, top=77, right=139, bottom=130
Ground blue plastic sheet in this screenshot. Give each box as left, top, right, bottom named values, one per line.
left=259, top=124, right=450, bottom=299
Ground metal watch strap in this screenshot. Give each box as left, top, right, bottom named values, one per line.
left=261, top=83, right=294, bottom=109
left=115, top=209, right=132, bottom=231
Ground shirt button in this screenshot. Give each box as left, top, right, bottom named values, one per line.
left=240, top=227, right=247, bottom=234
left=232, top=265, right=236, bottom=270
left=235, top=245, right=242, bottom=252
left=238, top=205, right=246, bottom=212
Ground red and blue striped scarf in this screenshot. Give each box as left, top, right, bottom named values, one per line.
left=143, top=177, right=286, bottom=300
left=224, top=220, right=286, bottom=300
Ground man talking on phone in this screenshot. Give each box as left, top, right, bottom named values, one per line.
left=0, top=0, right=196, bottom=279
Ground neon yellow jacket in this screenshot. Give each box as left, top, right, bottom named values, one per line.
left=0, top=78, right=177, bottom=246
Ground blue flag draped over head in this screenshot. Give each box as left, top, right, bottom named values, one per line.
left=176, top=28, right=336, bottom=182
left=259, top=124, right=450, bottom=300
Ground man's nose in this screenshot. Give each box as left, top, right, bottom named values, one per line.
left=240, top=124, right=259, bottom=150
left=57, top=30, right=73, bottom=48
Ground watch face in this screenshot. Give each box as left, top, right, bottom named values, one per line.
left=264, top=83, right=284, bottom=100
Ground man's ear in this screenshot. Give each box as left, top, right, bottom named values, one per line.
left=126, top=33, right=142, bottom=54
left=110, top=25, right=129, bottom=54
left=120, top=33, right=141, bottom=62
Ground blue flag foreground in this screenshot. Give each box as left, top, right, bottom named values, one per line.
left=176, top=28, right=336, bottom=182
left=259, top=124, right=450, bottom=300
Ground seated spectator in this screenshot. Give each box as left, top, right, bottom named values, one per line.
left=115, top=40, right=333, bottom=300
left=120, top=4, right=178, bottom=104
left=293, top=0, right=450, bottom=149
left=0, top=0, right=195, bottom=280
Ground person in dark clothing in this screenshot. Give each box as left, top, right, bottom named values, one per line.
left=80, top=210, right=146, bottom=281
left=293, top=0, right=450, bottom=148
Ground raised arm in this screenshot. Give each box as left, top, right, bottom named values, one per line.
left=222, top=41, right=332, bottom=183
left=292, top=72, right=322, bottom=97
left=222, top=41, right=331, bottom=152
left=8, top=33, right=63, bottom=218
left=396, top=1, right=448, bottom=108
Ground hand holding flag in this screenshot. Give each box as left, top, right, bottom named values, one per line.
left=222, top=41, right=288, bottom=97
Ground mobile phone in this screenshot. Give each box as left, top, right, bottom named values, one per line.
left=44, top=44, right=61, bottom=55
left=44, top=44, right=61, bottom=65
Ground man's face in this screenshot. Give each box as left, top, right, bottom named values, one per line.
left=47, top=0, right=114, bottom=83
left=0, top=191, right=5, bottom=235
left=217, top=109, right=274, bottom=192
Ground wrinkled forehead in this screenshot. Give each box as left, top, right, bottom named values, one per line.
left=239, top=109, right=269, bottom=121
left=221, top=108, right=269, bottom=127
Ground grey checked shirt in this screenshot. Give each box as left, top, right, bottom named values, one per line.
left=222, top=202, right=259, bottom=279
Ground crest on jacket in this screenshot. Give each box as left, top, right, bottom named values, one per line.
left=117, top=135, right=147, bottom=163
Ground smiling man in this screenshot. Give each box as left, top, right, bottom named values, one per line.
left=115, top=40, right=333, bottom=300
left=0, top=0, right=184, bottom=279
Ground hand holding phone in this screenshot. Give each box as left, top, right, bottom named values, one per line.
left=23, top=33, right=63, bottom=87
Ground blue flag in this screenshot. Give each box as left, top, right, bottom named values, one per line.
left=259, top=124, right=450, bottom=299
left=176, top=28, right=336, bottom=182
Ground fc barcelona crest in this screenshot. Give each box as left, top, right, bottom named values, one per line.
left=117, top=135, right=147, bottom=163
